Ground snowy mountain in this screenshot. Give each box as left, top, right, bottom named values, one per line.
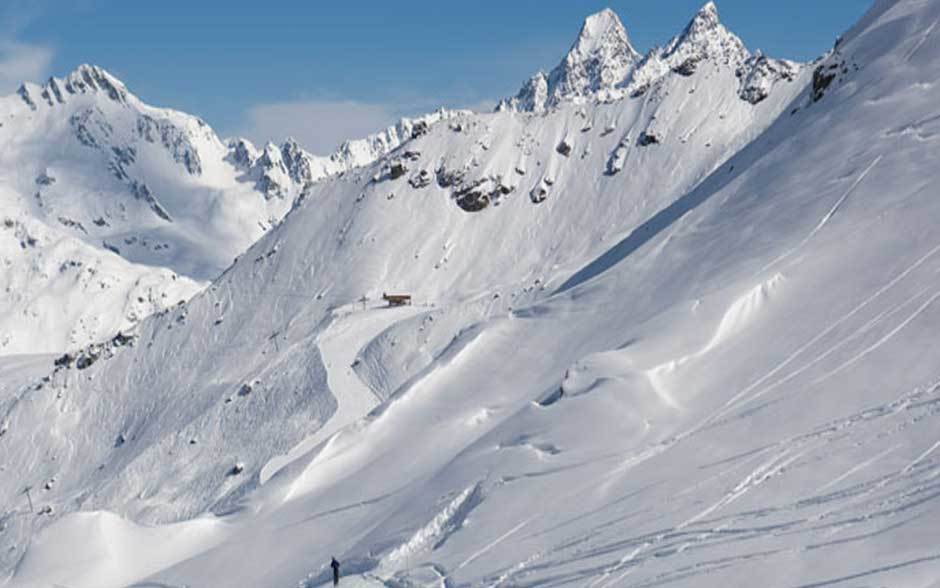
left=499, top=2, right=800, bottom=113
left=0, top=65, right=464, bottom=354
left=5, top=1, right=940, bottom=587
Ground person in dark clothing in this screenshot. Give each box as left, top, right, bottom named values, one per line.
left=330, top=557, right=341, bottom=586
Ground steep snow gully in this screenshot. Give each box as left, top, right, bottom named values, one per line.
left=5, top=1, right=940, bottom=587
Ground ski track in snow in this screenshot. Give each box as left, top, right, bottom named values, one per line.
left=905, top=17, right=939, bottom=62
left=757, top=155, right=882, bottom=275
left=490, top=378, right=940, bottom=587
left=809, top=288, right=940, bottom=387
left=817, top=444, right=902, bottom=493
left=710, top=239, right=940, bottom=423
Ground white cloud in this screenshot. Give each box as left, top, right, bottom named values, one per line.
left=461, top=99, right=497, bottom=113
left=235, top=97, right=497, bottom=156
left=0, top=41, right=54, bottom=93
left=237, top=100, right=401, bottom=156
left=0, top=0, right=59, bottom=94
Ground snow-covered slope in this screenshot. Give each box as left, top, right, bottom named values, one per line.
left=0, top=65, right=464, bottom=355
left=5, top=1, right=940, bottom=586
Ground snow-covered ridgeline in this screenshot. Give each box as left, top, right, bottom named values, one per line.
left=499, top=2, right=802, bottom=113
left=0, top=63, right=467, bottom=355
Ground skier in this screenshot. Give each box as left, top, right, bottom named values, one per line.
left=330, top=556, right=341, bottom=586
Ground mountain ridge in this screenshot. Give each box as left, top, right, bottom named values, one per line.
left=499, top=3, right=803, bottom=112
left=7, top=1, right=940, bottom=586
left=0, top=61, right=466, bottom=355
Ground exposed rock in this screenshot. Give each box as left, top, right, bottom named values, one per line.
left=638, top=131, right=660, bottom=146
left=54, top=353, right=75, bottom=369
left=436, top=166, right=467, bottom=189
left=672, top=56, right=702, bottom=76
left=812, top=62, right=840, bottom=102
left=35, top=171, right=56, bottom=186
left=452, top=176, right=514, bottom=212
left=109, top=146, right=137, bottom=181
left=389, top=161, right=408, bottom=180
left=227, top=138, right=257, bottom=169
left=737, top=52, right=800, bottom=104
left=530, top=184, right=549, bottom=204
left=410, top=120, right=430, bottom=139
left=61, top=65, right=130, bottom=104
left=131, top=181, right=172, bottom=222
left=57, top=216, right=87, bottom=234
left=17, top=85, right=37, bottom=111
left=606, top=143, right=628, bottom=175
left=136, top=115, right=203, bottom=175
left=409, top=170, right=433, bottom=189
left=76, top=345, right=102, bottom=370
left=497, top=72, right=549, bottom=114
left=546, top=9, right=640, bottom=104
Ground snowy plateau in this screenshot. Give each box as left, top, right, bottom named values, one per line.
left=2, top=0, right=940, bottom=586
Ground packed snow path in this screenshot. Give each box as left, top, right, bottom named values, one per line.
left=261, top=303, right=424, bottom=484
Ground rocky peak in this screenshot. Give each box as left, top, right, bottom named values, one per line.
left=663, top=2, right=747, bottom=65
left=547, top=8, right=641, bottom=103
left=572, top=8, right=637, bottom=61
left=280, top=138, right=314, bottom=186
left=16, top=64, right=133, bottom=111
left=259, top=143, right=286, bottom=170
left=226, top=138, right=260, bottom=169
left=496, top=71, right=549, bottom=113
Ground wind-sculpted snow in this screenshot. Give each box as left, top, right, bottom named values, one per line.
left=6, top=1, right=940, bottom=587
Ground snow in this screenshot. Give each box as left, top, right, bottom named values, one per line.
left=0, top=67, right=466, bottom=356
left=260, top=302, right=424, bottom=486
left=4, top=1, right=940, bottom=587
left=11, top=511, right=226, bottom=588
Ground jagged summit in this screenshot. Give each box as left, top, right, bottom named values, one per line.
left=549, top=7, right=640, bottom=100
left=17, top=63, right=133, bottom=109
left=662, top=1, right=746, bottom=64
left=699, top=1, right=719, bottom=19
left=499, top=8, right=640, bottom=112
left=568, top=8, right=639, bottom=64
left=500, top=2, right=800, bottom=112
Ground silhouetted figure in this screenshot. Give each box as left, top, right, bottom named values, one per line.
left=330, top=557, right=341, bottom=586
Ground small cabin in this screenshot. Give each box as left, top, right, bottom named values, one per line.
left=383, top=293, right=412, bottom=307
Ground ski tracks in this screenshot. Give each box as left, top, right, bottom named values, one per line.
left=709, top=238, right=940, bottom=425
left=757, top=155, right=883, bottom=275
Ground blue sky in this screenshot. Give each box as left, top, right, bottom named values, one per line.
left=1, top=0, right=872, bottom=154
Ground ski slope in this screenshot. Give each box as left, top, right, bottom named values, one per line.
left=4, top=1, right=940, bottom=587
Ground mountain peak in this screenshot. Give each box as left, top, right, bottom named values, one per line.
left=544, top=8, right=640, bottom=104
left=16, top=63, right=133, bottom=109
left=698, top=1, right=719, bottom=19
left=578, top=8, right=628, bottom=48
left=686, top=1, right=722, bottom=36
left=663, top=1, right=746, bottom=64
left=499, top=2, right=796, bottom=113
left=63, top=64, right=130, bottom=103
left=496, top=71, right=549, bottom=113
